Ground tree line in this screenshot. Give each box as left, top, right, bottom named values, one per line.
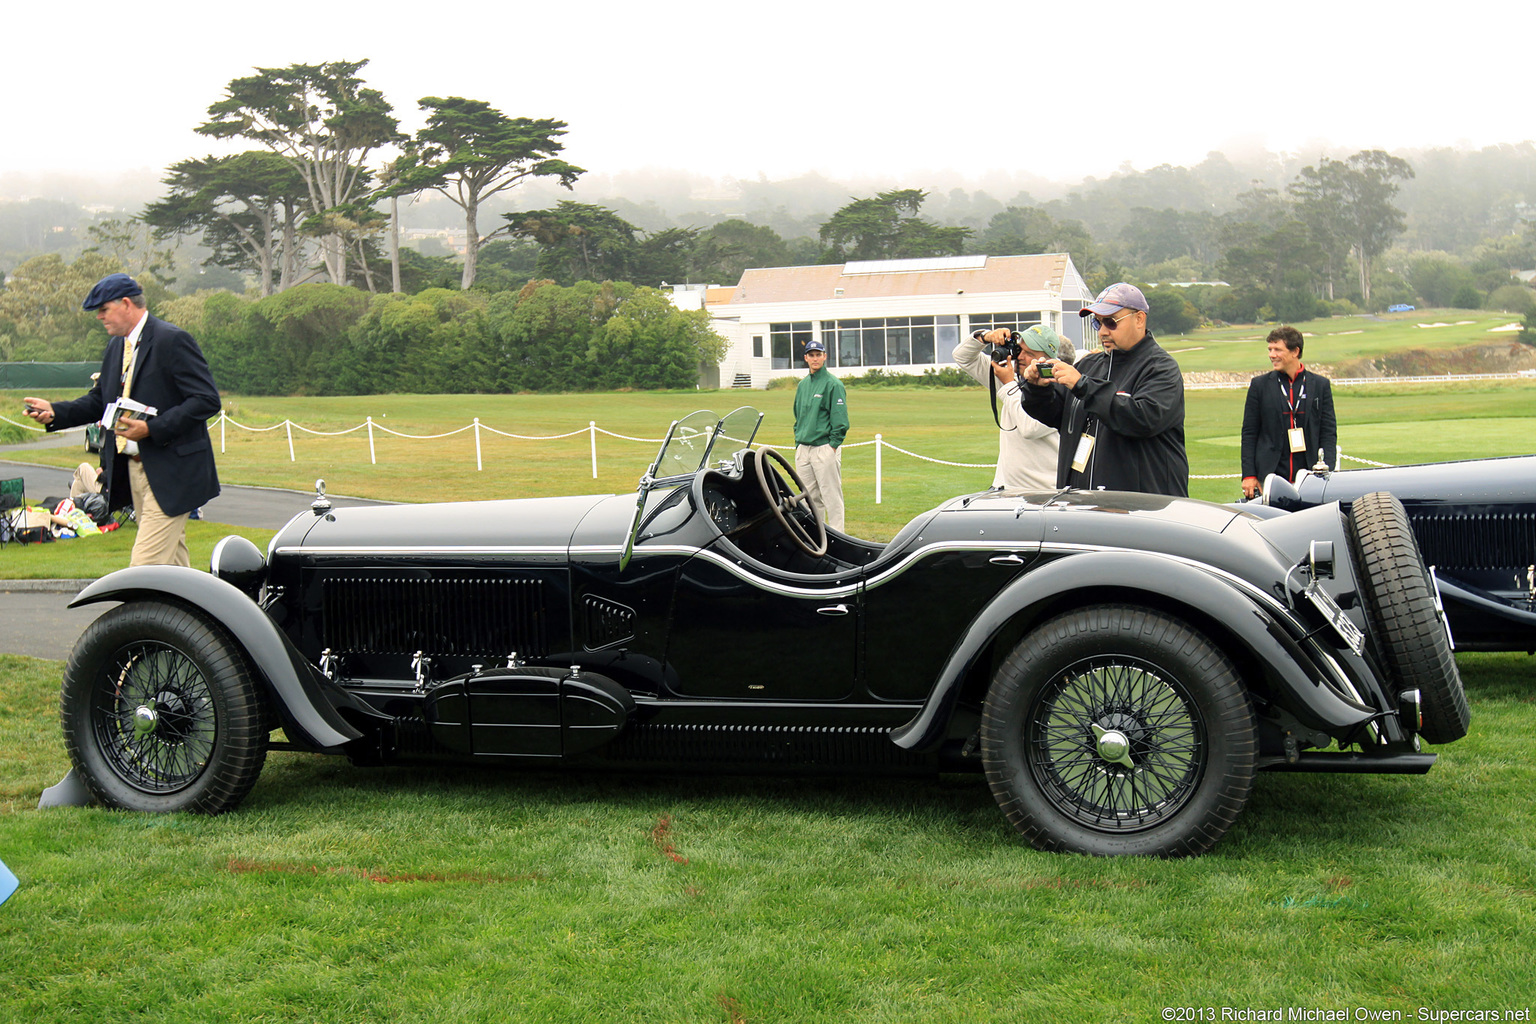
left=4, top=57, right=1536, bottom=378
left=177, top=280, right=726, bottom=396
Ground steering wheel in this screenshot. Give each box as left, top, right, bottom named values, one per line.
left=753, top=447, right=828, bottom=557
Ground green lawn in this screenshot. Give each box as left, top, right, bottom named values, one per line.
left=4, top=323, right=1534, bottom=1018
left=1160, top=307, right=1528, bottom=373
left=6, top=376, right=1535, bottom=569
left=1, top=650, right=1532, bottom=1019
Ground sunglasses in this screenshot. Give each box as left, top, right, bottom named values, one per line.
left=1091, top=309, right=1137, bottom=332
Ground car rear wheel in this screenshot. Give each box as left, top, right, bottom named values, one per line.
left=981, top=605, right=1256, bottom=857
left=61, top=601, right=269, bottom=813
left=1346, top=490, right=1469, bottom=744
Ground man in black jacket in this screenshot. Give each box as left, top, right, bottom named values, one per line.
left=1020, top=282, right=1188, bottom=496
left=1240, top=325, right=1336, bottom=498
left=23, top=273, right=221, bottom=566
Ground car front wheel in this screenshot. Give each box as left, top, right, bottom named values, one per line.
left=60, top=601, right=269, bottom=814
left=981, top=605, right=1256, bottom=857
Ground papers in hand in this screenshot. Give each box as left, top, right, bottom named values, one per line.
left=99, top=396, right=158, bottom=429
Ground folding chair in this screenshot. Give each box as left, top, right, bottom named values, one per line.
left=1, top=476, right=25, bottom=548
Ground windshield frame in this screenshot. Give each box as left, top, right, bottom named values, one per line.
left=620, top=406, right=763, bottom=570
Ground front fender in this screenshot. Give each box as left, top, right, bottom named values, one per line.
left=890, top=550, right=1376, bottom=752
left=71, top=567, right=360, bottom=749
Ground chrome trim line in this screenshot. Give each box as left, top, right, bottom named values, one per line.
left=276, top=545, right=571, bottom=556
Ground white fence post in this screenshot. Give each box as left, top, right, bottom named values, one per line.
left=220, top=410, right=225, bottom=454
left=285, top=420, right=295, bottom=463
left=875, top=433, right=883, bottom=505
left=590, top=421, right=598, bottom=479
left=474, top=417, right=482, bottom=472
left=367, top=415, right=377, bottom=465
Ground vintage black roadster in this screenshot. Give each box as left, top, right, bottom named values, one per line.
left=1244, top=455, right=1536, bottom=654
left=60, top=407, right=1469, bottom=857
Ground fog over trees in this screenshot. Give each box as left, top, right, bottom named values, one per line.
left=3, top=58, right=1534, bottom=386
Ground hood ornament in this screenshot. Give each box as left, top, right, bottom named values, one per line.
left=311, top=478, right=332, bottom=516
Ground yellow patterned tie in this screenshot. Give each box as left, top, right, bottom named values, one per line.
left=115, top=336, right=136, bottom=455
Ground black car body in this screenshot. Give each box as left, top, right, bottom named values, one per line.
left=1249, top=456, right=1536, bottom=653
left=61, top=408, right=1469, bottom=856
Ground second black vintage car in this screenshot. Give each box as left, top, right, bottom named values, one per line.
left=1248, top=455, right=1536, bottom=654
left=60, top=407, right=1469, bottom=857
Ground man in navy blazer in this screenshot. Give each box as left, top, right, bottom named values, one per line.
left=24, top=273, right=221, bottom=566
left=1240, top=325, right=1336, bottom=499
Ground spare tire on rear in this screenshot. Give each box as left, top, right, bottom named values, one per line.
left=1346, top=490, right=1470, bottom=744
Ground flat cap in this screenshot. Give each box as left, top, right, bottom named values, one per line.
left=81, top=273, right=143, bottom=311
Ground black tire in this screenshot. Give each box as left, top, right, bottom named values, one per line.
left=981, top=605, right=1256, bottom=857
left=60, top=601, right=270, bottom=813
left=1346, top=490, right=1470, bottom=744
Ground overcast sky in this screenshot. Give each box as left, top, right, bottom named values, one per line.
left=4, top=0, right=1528, bottom=196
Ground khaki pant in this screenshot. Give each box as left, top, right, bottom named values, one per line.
left=71, top=462, right=102, bottom=498
left=794, top=443, right=844, bottom=532
left=126, top=458, right=191, bottom=567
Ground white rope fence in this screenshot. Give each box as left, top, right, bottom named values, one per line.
left=0, top=409, right=1397, bottom=502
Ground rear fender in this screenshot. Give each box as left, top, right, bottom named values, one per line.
left=71, top=566, right=361, bottom=750
left=890, top=550, right=1376, bottom=752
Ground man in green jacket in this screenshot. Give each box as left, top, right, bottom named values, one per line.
left=792, top=339, right=849, bottom=531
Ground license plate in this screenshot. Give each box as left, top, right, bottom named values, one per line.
left=1306, top=582, right=1365, bottom=656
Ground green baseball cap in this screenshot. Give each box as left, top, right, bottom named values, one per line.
left=1019, top=324, right=1060, bottom=358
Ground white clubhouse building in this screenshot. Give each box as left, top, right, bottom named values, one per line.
left=673, top=253, right=1094, bottom=389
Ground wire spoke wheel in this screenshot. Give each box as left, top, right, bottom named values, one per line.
left=1029, top=655, right=1203, bottom=832
left=93, top=640, right=218, bottom=793
left=62, top=600, right=269, bottom=814
left=982, top=605, right=1255, bottom=857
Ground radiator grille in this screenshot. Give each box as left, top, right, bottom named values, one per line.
left=1411, top=511, right=1536, bottom=570
left=321, top=576, right=549, bottom=658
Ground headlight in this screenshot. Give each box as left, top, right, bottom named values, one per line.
left=210, top=535, right=268, bottom=596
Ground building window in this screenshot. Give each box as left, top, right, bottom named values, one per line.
left=752, top=335, right=763, bottom=358
left=770, top=322, right=814, bottom=369
left=969, top=311, right=1047, bottom=333
left=836, top=327, right=861, bottom=367
left=824, top=315, right=959, bottom=367
left=861, top=320, right=885, bottom=366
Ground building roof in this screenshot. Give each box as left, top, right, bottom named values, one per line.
left=721, top=253, right=1074, bottom=306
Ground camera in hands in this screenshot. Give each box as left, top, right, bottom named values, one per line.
left=984, top=330, right=1022, bottom=365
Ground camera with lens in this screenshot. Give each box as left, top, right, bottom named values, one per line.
left=983, top=330, right=1022, bottom=365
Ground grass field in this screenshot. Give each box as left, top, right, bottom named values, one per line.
left=1, top=650, right=1532, bottom=1020
left=1159, top=308, right=1530, bottom=374
left=3, top=314, right=1534, bottom=1019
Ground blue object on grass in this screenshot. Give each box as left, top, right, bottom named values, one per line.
left=0, top=856, right=17, bottom=906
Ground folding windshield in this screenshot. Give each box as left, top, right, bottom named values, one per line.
left=621, top=407, right=762, bottom=570
left=654, top=409, right=721, bottom=482
left=650, top=407, right=763, bottom=484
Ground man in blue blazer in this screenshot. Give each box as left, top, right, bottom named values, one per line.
left=1240, top=325, right=1337, bottom=498
left=23, top=273, right=221, bottom=566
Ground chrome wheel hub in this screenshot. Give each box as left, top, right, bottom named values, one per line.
left=1091, top=722, right=1135, bottom=769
